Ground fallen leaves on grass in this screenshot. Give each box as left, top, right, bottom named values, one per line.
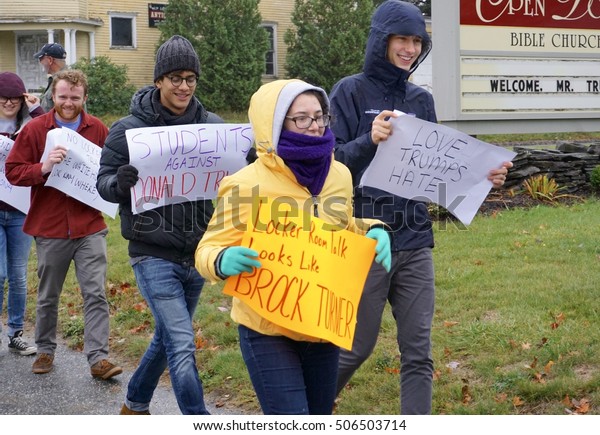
left=195, top=329, right=208, bottom=350
left=551, top=312, right=565, bottom=329
left=461, top=382, right=472, bottom=404
left=563, top=396, right=591, bottom=415
left=107, top=281, right=135, bottom=296
left=512, top=396, right=525, bottom=407
left=525, top=357, right=555, bottom=383
left=128, top=320, right=151, bottom=334
left=536, top=337, right=548, bottom=348
left=526, top=356, right=538, bottom=369
left=494, top=393, right=508, bottom=403
left=133, top=301, right=148, bottom=312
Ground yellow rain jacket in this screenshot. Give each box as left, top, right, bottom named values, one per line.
left=195, top=79, right=382, bottom=342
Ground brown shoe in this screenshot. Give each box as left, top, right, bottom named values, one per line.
left=120, top=404, right=150, bottom=415
left=32, top=353, right=54, bottom=374
left=91, top=359, right=123, bottom=380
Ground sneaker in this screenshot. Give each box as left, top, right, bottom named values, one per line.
left=91, top=359, right=123, bottom=380
left=32, top=353, right=54, bottom=374
left=120, top=404, right=150, bottom=415
left=8, top=330, right=37, bottom=356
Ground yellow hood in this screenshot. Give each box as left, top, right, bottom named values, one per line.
left=248, top=79, right=330, bottom=160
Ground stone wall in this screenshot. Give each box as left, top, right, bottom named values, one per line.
left=504, top=142, right=600, bottom=193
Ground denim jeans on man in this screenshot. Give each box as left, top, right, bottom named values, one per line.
left=238, top=324, right=340, bottom=415
left=0, top=210, right=33, bottom=336
left=126, top=257, right=209, bottom=415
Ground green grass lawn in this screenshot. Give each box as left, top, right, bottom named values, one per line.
left=337, top=199, right=600, bottom=415
left=23, top=196, right=600, bottom=415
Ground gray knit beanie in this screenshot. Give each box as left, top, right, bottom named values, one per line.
left=154, top=35, right=200, bottom=82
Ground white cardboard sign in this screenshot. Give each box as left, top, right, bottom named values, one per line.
left=360, top=113, right=517, bottom=225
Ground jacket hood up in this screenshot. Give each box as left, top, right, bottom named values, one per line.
left=248, top=79, right=329, bottom=161
left=364, top=0, right=432, bottom=85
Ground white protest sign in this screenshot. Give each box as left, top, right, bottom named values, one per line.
left=360, top=113, right=517, bottom=225
left=43, top=128, right=118, bottom=218
left=0, top=136, right=30, bottom=214
left=126, top=123, right=253, bottom=214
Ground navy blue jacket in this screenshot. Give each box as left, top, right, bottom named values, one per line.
left=331, top=0, right=436, bottom=251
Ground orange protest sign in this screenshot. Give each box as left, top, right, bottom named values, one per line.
left=223, top=200, right=375, bottom=350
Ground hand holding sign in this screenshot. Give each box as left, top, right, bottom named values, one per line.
left=219, top=247, right=262, bottom=277
left=371, top=110, right=399, bottom=145
left=116, top=164, right=139, bottom=192
left=41, top=145, right=67, bottom=176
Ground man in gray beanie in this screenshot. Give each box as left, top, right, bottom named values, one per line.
left=153, top=35, right=200, bottom=82
left=96, top=34, right=223, bottom=415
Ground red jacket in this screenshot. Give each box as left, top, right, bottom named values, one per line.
left=5, top=109, right=108, bottom=238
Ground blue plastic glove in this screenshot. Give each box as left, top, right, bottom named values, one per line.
left=218, top=246, right=262, bottom=277
left=366, top=228, right=391, bottom=273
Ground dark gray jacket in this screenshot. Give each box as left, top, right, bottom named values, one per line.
left=330, top=0, right=436, bottom=251
left=97, top=86, right=223, bottom=264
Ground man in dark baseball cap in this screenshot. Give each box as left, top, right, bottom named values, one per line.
left=34, top=43, right=67, bottom=60
left=34, top=43, right=68, bottom=111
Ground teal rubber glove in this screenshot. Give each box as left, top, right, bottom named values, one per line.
left=366, top=228, right=391, bottom=273
left=218, top=246, right=262, bottom=277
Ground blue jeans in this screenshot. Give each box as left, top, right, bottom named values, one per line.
left=126, top=257, right=209, bottom=415
left=0, top=210, right=33, bottom=336
left=238, top=324, right=340, bottom=415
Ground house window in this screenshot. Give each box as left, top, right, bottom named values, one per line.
left=262, top=24, right=276, bottom=76
left=110, top=13, right=136, bottom=48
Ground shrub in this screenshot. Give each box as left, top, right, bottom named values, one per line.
left=72, top=56, right=136, bottom=117
left=522, top=174, right=569, bottom=202
left=285, top=0, right=373, bottom=92
left=159, top=0, right=268, bottom=113
left=590, top=165, right=600, bottom=191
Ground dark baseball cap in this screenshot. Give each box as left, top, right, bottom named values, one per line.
left=34, top=43, right=67, bottom=60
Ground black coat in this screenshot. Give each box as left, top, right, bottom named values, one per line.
left=97, top=86, right=223, bottom=264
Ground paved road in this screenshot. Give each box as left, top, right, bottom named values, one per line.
left=0, top=330, right=235, bottom=415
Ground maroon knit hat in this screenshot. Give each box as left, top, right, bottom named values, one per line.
left=0, top=72, right=26, bottom=98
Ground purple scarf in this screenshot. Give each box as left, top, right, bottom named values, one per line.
left=277, top=128, right=335, bottom=196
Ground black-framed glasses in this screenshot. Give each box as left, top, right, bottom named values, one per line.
left=285, top=114, right=330, bottom=129
left=166, top=75, right=197, bottom=87
left=0, top=96, right=22, bottom=105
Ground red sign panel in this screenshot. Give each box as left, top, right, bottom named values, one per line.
left=460, top=0, right=600, bottom=30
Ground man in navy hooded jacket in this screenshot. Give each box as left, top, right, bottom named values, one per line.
left=330, top=0, right=511, bottom=414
